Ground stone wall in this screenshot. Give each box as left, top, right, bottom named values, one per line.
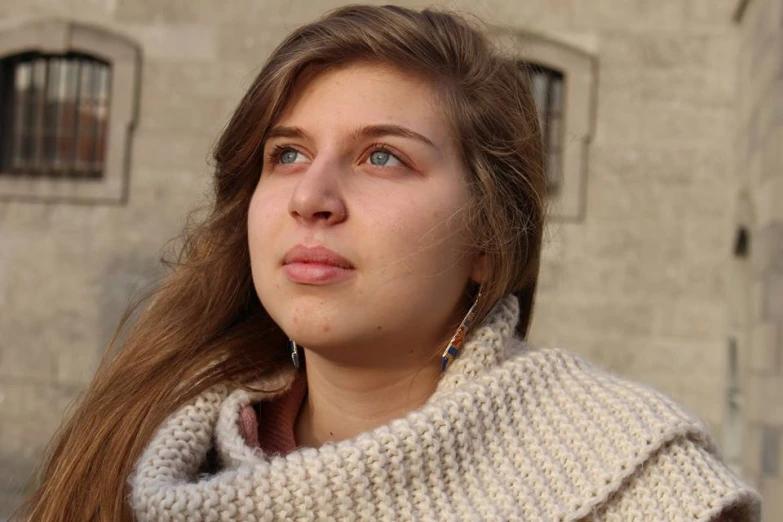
left=526, top=1, right=741, bottom=447
left=0, top=0, right=759, bottom=516
left=736, top=0, right=783, bottom=519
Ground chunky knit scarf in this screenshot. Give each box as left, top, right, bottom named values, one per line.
left=130, top=296, right=760, bottom=521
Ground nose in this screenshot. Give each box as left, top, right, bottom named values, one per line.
left=287, top=158, right=347, bottom=226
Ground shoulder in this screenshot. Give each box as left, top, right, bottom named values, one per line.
left=500, top=341, right=713, bottom=448
left=497, top=342, right=761, bottom=521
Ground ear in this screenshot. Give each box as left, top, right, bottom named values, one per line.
left=470, top=252, right=489, bottom=284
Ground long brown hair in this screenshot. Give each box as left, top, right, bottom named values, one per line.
left=16, top=5, right=546, bottom=520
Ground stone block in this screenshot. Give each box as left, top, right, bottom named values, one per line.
left=142, top=60, right=253, bottom=99
left=751, top=279, right=765, bottom=322
left=746, top=0, right=783, bottom=39
left=571, top=0, right=686, bottom=31
left=742, top=423, right=763, bottom=479
left=131, top=132, right=218, bottom=171
left=593, top=92, right=644, bottom=145
left=0, top=334, right=58, bottom=383
left=535, top=254, right=623, bottom=301
left=763, top=272, right=783, bottom=322
left=746, top=375, right=783, bottom=425
left=215, top=23, right=292, bottom=66
left=754, top=223, right=783, bottom=276
left=0, top=381, right=79, bottom=517
left=593, top=143, right=731, bottom=184
left=596, top=67, right=644, bottom=103
left=641, top=251, right=724, bottom=301
left=684, top=218, right=732, bottom=261
left=462, top=0, right=573, bottom=30
left=115, top=0, right=213, bottom=23
left=685, top=0, right=741, bottom=26
left=749, top=34, right=783, bottom=110
left=640, top=67, right=735, bottom=108
left=762, top=272, right=783, bottom=318
left=1, top=227, right=108, bottom=383
left=597, top=32, right=711, bottom=74
left=1, top=491, right=24, bottom=520
left=668, top=343, right=725, bottom=424
left=760, top=476, right=783, bottom=520
left=749, top=148, right=764, bottom=187
left=641, top=102, right=735, bottom=147
left=596, top=33, right=648, bottom=69
left=0, top=0, right=113, bottom=21
left=756, top=177, right=783, bottom=229
left=757, top=87, right=783, bottom=147
left=654, top=299, right=725, bottom=341
left=750, top=322, right=782, bottom=374
left=575, top=219, right=651, bottom=259
left=527, top=295, right=658, bottom=342
left=761, top=425, right=781, bottom=476
left=527, top=316, right=619, bottom=366
left=637, top=33, right=709, bottom=69
left=704, top=30, right=740, bottom=74
left=121, top=24, right=218, bottom=61
left=589, top=165, right=732, bottom=223
left=761, top=124, right=783, bottom=180
left=115, top=0, right=365, bottom=27
left=136, top=86, right=235, bottom=135
left=0, top=381, right=81, bottom=454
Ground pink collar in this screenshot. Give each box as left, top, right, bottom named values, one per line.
left=238, top=371, right=307, bottom=455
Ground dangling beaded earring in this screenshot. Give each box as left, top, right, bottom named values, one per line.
left=441, top=287, right=482, bottom=372
left=288, top=339, right=301, bottom=369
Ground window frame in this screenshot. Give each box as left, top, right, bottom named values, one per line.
left=489, top=28, right=597, bottom=221
left=0, top=19, right=140, bottom=204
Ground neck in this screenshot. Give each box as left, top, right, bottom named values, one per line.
left=294, top=349, right=441, bottom=448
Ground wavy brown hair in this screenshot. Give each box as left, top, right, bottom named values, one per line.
left=16, top=4, right=547, bottom=521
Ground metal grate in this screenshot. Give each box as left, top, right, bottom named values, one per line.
left=0, top=52, right=112, bottom=179
left=521, top=62, right=565, bottom=191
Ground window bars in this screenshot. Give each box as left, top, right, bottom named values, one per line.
left=0, top=52, right=112, bottom=179
left=521, top=62, right=565, bottom=191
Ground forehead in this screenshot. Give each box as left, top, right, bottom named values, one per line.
left=275, top=62, right=452, bottom=144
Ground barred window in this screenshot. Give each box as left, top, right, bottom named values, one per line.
left=490, top=30, right=595, bottom=220
left=0, top=52, right=111, bottom=179
left=521, top=62, right=565, bottom=191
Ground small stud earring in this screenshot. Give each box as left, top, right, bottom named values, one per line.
left=441, top=288, right=482, bottom=372
left=288, top=339, right=301, bottom=369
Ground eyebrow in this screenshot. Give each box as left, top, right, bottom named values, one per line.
left=265, top=124, right=438, bottom=149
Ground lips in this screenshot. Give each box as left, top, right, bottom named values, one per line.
left=282, top=245, right=355, bottom=285
left=283, top=245, right=354, bottom=268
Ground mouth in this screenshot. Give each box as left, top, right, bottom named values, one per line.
left=282, top=244, right=355, bottom=285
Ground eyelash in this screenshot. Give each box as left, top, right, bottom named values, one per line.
left=265, top=143, right=411, bottom=169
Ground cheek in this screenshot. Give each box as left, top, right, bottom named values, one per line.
left=248, top=185, right=283, bottom=243
left=372, top=193, right=471, bottom=277
left=247, top=186, right=287, bottom=280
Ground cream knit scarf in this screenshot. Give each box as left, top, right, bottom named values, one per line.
left=130, top=296, right=760, bottom=521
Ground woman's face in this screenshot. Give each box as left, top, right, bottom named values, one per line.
left=248, top=62, right=484, bottom=366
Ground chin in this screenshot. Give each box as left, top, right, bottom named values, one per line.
left=285, top=322, right=369, bottom=358
left=264, top=294, right=345, bottom=342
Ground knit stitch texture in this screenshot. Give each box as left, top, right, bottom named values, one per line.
left=130, top=296, right=761, bottom=521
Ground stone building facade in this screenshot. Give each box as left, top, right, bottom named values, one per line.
left=0, top=0, right=780, bottom=518
left=732, top=0, right=783, bottom=516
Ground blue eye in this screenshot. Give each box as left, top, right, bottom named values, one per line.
left=368, top=150, right=403, bottom=167
left=279, top=149, right=302, bottom=164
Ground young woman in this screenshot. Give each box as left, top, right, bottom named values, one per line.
left=19, top=5, right=760, bottom=521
